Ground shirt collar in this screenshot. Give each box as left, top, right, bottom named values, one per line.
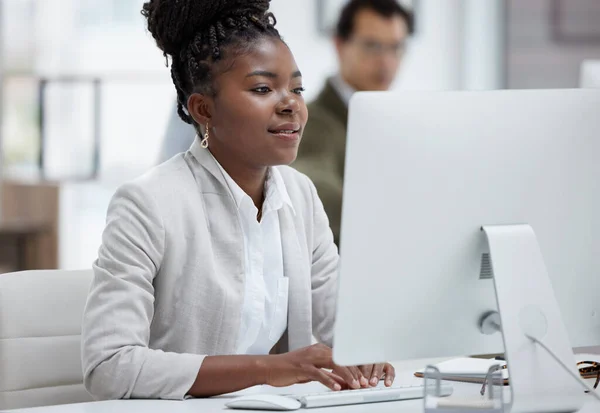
left=210, top=151, right=296, bottom=216
left=330, top=74, right=356, bottom=107
left=267, top=167, right=296, bottom=216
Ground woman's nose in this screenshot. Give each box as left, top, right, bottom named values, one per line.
left=277, top=93, right=300, bottom=115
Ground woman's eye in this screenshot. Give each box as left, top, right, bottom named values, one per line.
left=253, top=86, right=271, bottom=94
left=293, top=87, right=306, bottom=95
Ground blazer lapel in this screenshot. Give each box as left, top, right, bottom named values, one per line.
left=279, top=207, right=313, bottom=351
left=187, top=139, right=246, bottom=354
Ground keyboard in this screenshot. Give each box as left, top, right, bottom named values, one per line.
left=291, top=383, right=454, bottom=409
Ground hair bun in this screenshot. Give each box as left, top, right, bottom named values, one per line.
left=142, top=0, right=272, bottom=57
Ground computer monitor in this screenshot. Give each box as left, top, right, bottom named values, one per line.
left=332, top=89, right=600, bottom=412
left=580, top=60, right=600, bottom=88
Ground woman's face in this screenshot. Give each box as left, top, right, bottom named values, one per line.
left=193, top=37, right=308, bottom=170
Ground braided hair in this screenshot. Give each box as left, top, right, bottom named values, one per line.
left=141, top=0, right=282, bottom=127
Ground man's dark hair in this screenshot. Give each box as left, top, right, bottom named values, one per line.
left=141, top=0, right=282, bottom=127
left=336, top=0, right=414, bottom=40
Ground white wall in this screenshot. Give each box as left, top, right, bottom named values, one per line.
left=507, top=0, right=600, bottom=88
left=580, top=60, right=600, bottom=87
left=59, top=181, right=118, bottom=269
left=397, top=0, right=465, bottom=90
left=463, top=0, right=506, bottom=89
left=269, top=0, right=338, bottom=100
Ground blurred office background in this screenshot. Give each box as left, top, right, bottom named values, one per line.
left=0, top=0, right=599, bottom=272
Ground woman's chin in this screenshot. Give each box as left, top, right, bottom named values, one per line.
left=268, top=148, right=299, bottom=166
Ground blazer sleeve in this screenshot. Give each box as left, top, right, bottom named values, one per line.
left=306, top=176, right=340, bottom=347
left=81, top=182, right=205, bottom=400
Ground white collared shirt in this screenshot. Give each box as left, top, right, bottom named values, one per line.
left=212, top=155, right=295, bottom=355
left=330, top=74, right=356, bottom=107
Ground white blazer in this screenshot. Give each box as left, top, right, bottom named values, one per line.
left=81, top=138, right=339, bottom=401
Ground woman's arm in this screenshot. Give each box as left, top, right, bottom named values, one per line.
left=189, top=344, right=367, bottom=397
left=82, top=182, right=204, bottom=401
left=187, top=356, right=270, bottom=397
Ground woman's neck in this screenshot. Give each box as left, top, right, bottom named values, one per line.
left=230, top=168, right=267, bottom=210
left=210, top=149, right=267, bottom=210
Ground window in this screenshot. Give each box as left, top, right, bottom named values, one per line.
left=1, top=0, right=174, bottom=181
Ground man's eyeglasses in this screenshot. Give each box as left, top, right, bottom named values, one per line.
left=350, top=38, right=406, bottom=58
left=480, top=360, right=599, bottom=396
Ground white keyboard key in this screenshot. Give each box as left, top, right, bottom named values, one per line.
left=294, top=384, right=453, bottom=409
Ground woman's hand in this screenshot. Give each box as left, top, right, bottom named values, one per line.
left=357, top=363, right=395, bottom=387
left=264, top=343, right=395, bottom=391
left=331, top=363, right=395, bottom=389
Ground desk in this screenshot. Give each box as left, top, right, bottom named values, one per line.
left=4, top=359, right=600, bottom=413
left=0, top=220, right=51, bottom=272
left=1, top=180, right=59, bottom=270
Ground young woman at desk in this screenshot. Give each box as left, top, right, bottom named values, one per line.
left=81, top=0, right=394, bottom=401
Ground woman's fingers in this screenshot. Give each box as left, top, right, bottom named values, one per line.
left=324, top=370, right=347, bottom=388
left=332, top=365, right=361, bottom=389
left=309, top=367, right=343, bottom=391
left=360, top=365, right=374, bottom=379
left=349, top=365, right=369, bottom=388
left=294, top=345, right=396, bottom=390
left=279, top=345, right=396, bottom=391
left=370, top=364, right=385, bottom=386
left=383, top=363, right=396, bottom=387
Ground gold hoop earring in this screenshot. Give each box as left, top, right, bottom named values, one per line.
left=201, top=122, right=209, bottom=149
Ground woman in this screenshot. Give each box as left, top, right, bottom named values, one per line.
left=81, top=0, right=394, bottom=400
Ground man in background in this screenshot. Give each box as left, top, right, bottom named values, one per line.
left=293, top=0, right=413, bottom=246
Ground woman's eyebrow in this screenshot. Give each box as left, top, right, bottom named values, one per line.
left=247, top=70, right=277, bottom=78
left=246, top=70, right=303, bottom=79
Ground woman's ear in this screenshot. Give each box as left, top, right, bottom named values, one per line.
left=187, top=93, right=213, bottom=126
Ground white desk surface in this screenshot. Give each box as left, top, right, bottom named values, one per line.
left=5, top=358, right=600, bottom=413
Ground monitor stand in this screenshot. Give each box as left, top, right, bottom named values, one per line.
left=481, top=225, right=584, bottom=413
